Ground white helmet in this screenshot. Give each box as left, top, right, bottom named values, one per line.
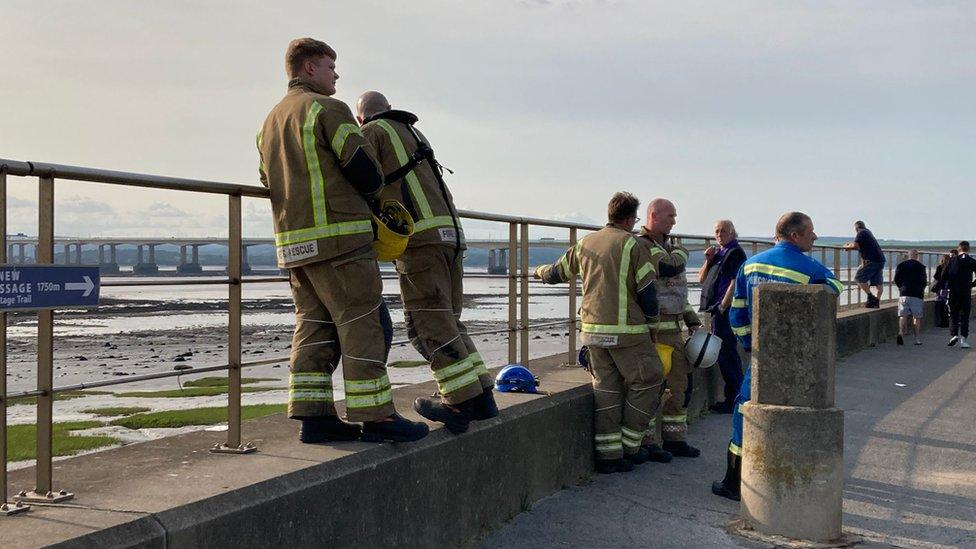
left=684, top=330, right=721, bottom=369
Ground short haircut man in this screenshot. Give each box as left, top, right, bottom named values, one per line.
left=608, top=192, right=640, bottom=223
left=960, top=241, right=971, bottom=253
left=776, top=212, right=811, bottom=240
left=285, top=38, right=336, bottom=77
left=894, top=248, right=927, bottom=345
left=845, top=218, right=885, bottom=307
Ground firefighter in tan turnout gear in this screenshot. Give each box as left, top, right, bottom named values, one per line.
left=534, top=192, right=664, bottom=474
left=356, top=91, right=498, bottom=434
left=637, top=198, right=703, bottom=459
left=257, top=38, right=428, bottom=444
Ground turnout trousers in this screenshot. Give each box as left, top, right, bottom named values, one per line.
left=646, top=324, right=691, bottom=444
left=288, top=247, right=395, bottom=422
left=396, top=245, right=491, bottom=404
left=949, top=292, right=972, bottom=338
left=588, top=341, right=664, bottom=460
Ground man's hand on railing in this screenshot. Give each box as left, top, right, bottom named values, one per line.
left=532, top=266, right=545, bottom=279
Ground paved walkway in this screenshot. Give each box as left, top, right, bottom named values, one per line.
left=479, top=332, right=976, bottom=548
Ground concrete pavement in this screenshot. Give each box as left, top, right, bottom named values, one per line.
left=479, top=330, right=976, bottom=548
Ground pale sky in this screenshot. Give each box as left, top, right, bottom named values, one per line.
left=2, top=1, right=973, bottom=240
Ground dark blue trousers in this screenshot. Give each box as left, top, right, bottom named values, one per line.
left=711, top=310, right=744, bottom=404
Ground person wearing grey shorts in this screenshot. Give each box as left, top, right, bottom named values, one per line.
left=894, top=250, right=927, bottom=345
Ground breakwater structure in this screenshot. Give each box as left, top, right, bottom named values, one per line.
left=0, top=158, right=962, bottom=546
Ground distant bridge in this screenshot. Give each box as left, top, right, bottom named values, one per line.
left=2, top=235, right=602, bottom=275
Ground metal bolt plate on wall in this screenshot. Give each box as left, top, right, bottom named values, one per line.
left=13, top=489, right=73, bottom=504
left=0, top=501, right=30, bottom=516
left=210, top=442, right=257, bottom=454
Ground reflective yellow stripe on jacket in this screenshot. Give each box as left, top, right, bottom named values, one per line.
left=273, top=102, right=373, bottom=247
left=373, top=120, right=457, bottom=235
left=581, top=237, right=649, bottom=335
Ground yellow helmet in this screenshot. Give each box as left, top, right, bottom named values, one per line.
left=655, top=343, right=674, bottom=377
left=372, top=200, right=415, bottom=262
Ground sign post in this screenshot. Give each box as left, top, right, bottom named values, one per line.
left=0, top=265, right=99, bottom=312
left=3, top=264, right=99, bottom=505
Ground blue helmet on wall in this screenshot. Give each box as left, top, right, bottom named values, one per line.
left=494, top=364, right=539, bottom=393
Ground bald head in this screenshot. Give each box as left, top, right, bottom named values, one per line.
left=644, top=198, right=676, bottom=237
left=909, top=249, right=919, bottom=260
left=356, top=91, right=391, bottom=121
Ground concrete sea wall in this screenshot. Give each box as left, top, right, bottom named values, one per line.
left=5, top=296, right=970, bottom=548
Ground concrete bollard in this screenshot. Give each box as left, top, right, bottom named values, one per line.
left=741, top=284, right=844, bottom=542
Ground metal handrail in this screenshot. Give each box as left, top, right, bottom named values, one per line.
left=0, top=157, right=952, bottom=513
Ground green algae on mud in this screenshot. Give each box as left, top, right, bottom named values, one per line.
left=110, top=404, right=286, bottom=429
left=114, top=386, right=285, bottom=398
left=8, top=390, right=112, bottom=407
left=7, top=421, right=119, bottom=462
left=182, top=377, right=276, bottom=387
left=82, top=406, right=152, bottom=417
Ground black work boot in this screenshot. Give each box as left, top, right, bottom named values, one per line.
left=663, top=440, right=701, bottom=458
left=360, top=413, right=429, bottom=443
left=299, top=416, right=362, bottom=443
left=470, top=387, right=499, bottom=421
left=641, top=443, right=673, bottom=463
left=414, top=396, right=472, bottom=434
left=596, top=458, right=635, bottom=474
left=711, top=450, right=742, bottom=501
left=709, top=401, right=735, bottom=414
left=623, top=447, right=651, bottom=465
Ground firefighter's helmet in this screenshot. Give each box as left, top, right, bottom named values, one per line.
left=372, top=200, right=414, bottom=261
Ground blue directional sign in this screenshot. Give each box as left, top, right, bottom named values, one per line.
left=0, top=265, right=100, bottom=311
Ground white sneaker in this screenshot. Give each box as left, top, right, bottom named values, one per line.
left=962, top=337, right=972, bottom=349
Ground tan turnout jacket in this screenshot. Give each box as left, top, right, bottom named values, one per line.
left=361, top=112, right=465, bottom=249
left=536, top=225, right=657, bottom=348
left=258, top=78, right=382, bottom=268
left=636, top=228, right=701, bottom=333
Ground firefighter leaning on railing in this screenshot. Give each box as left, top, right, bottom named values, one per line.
left=257, top=38, right=428, bottom=444
left=534, top=192, right=665, bottom=475
left=357, top=91, right=499, bottom=435
left=711, top=211, right=842, bottom=501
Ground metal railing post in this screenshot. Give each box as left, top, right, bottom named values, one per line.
left=16, top=176, right=72, bottom=504
left=887, top=251, right=895, bottom=301
left=212, top=194, right=254, bottom=454
left=751, top=242, right=758, bottom=257
left=519, top=223, right=529, bottom=365
left=0, top=169, right=29, bottom=515
left=849, top=249, right=857, bottom=306
left=567, top=227, right=577, bottom=365
left=507, top=222, right=517, bottom=365
left=833, top=248, right=841, bottom=286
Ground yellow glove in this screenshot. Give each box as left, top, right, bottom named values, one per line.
left=533, top=265, right=545, bottom=280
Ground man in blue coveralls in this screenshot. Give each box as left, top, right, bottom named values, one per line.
left=711, top=211, right=842, bottom=501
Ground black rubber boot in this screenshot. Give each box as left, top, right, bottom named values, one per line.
left=663, top=440, right=701, bottom=458
left=414, top=396, right=471, bottom=434
left=360, top=413, right=429, bottom=443
left=596, top=458, right=635, bottom=474
left=709, top=401, right=734, bottom=414
left=470, top=387, right=499, bottom=421
left=298, top=416, right=362, bottom=443
left=641, top=443, right=673, bottom=463
left=623, top=447, right=650, bottom=465
left=711, top=449, right=741, bottom=501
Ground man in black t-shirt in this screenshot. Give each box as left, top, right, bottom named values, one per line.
left=844, top=220, right=886, bottom=308
left=893, top=249, right=927, bottom=345
left=944, top=241, right=976, bottom=349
